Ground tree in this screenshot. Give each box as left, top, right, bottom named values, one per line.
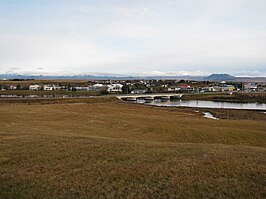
left=16, top=84, right=21, bottom=90
left=122, top=85, right=131, bottom=94
left=100, top=87, right=108, bottom=95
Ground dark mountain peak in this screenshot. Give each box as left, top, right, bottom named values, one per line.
left=204, top=74, right=236, bottom=81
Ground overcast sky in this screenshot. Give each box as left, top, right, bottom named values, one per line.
left=0, top=0, right=266, bottom=76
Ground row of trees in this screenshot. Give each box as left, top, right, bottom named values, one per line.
left=0, top=84, right=24, bottom=90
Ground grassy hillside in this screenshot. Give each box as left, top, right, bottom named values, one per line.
left=0, top=99, right=265, bottom=198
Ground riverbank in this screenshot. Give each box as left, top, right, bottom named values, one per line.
left=0, top=97, right=265, bottom=198
left=132, top=101, right=266, bottom=121
left=0, top=90, right=100, bottom=97
left=175, top=106, right=266, bottom=121
left=182, top=92, right=266, bottom=103
left=0, top=95, right=118, bottom=104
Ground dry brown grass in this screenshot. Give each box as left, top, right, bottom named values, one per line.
left=0, top=99, right=265, bottom=198
left=0, top=90, right=100, bottom=97
left=0, top=96, right=117, bottom=104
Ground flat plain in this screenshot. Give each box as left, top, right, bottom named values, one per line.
left=0, top=98, right=265, bottom=198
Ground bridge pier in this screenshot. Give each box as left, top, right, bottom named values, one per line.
left=161, top=96, right=171, bottom=101
left=126, top=97, right=137, bottom=101
left=144, top=96, right=154, bottom=103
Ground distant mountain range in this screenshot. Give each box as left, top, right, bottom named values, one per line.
left=203, top=74, right=266, bottom=82
left=0, top=73, right=266, bottom=82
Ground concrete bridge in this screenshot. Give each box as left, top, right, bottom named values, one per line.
left=117, top=93, right=183, bottom=101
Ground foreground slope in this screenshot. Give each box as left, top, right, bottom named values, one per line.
left=0, top=98, right=265, bottom=198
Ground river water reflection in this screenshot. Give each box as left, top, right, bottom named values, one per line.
left=136, top=99, right=266, bottom=110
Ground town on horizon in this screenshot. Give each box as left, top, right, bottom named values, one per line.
left=1, top=74, right=265, bottom=98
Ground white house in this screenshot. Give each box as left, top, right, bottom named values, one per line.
left=74, top=87, right=90, bottom=91
left=131, top=90, right=146, bottom=94
left=43, top=85, right=61, bottom=91
left=168, top=87, right=181, bottom=92
left=29, top=85, right=41, bottom=91
left=107, top=84, right=123, bottom=93
left=92, top=84, right=104, bottom=89
left=44, top=85, right=54, bottom=91
left=200, top=87, right=215, bottom=92
left=9, top=85, right=17, bottom=90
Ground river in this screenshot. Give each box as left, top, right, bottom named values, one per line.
left=135, top=99, right=266, bottom=110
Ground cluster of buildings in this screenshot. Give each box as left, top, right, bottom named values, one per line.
left=27, top=83, right=124, bottom=93
left=126, top=80, right=266, bottom=94
left=1, top=79, right=266, bottom=94
left=0, top=82, right=124, bottom=93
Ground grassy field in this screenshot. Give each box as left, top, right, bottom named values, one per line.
left=0, top=98, right=265, bottom=198
left=0, top=90, right=100, bottom=97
